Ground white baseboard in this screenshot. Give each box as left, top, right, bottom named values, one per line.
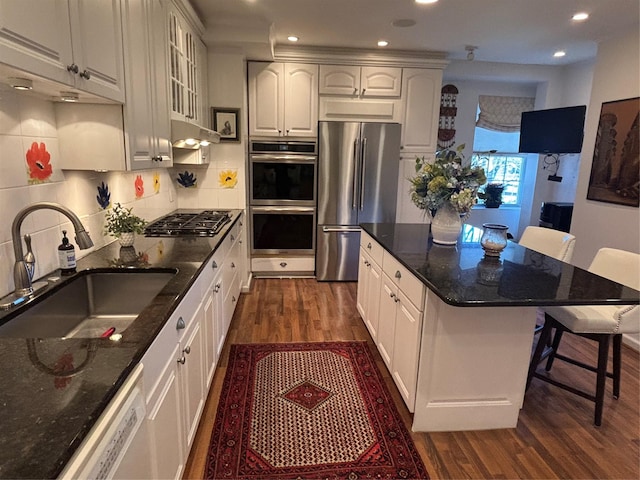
left=623, top=333, right=639, bottom=352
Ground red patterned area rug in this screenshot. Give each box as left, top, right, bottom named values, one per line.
left=205, top=341, right=429, bottom=479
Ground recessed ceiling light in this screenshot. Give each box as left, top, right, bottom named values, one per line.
left=392, top=19, right=416, bottom=28
left=415, top=0, right=438, bottom=4
left=8, top=77, right=33, bottom=90
left=377, top=40, right=389, bottom=47
left=287, top=35, right=299, bottom=42
left=553, top=50, right=566, bottom=58
left=572, top=12, right=589, bottom=21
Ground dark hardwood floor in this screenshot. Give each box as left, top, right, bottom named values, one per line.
left=184, top=278, right=640, bottom=479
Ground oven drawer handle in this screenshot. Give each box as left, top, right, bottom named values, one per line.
left=251, top=206, right=315, bottom=213
left=322, top=227, right=361, bottom=233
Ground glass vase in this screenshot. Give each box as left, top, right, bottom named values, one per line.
left=431, top=202, right=462, bottom=245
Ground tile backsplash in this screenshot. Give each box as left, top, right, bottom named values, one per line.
left=0, top=86, right=182, bottom=297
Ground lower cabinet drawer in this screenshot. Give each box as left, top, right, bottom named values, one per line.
left=251, top=256, right=315, bottom=274
left=382, top=252, right=425, bottom=309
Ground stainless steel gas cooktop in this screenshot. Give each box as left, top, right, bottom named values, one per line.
left=144, top=210, right=231, bottom=237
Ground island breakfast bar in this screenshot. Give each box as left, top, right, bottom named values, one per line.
left=358, top=223, right=640, bottom=432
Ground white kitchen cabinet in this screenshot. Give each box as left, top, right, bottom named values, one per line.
left=147, top=341, right=185, bottom=480
left=55, top=0, right=172, bottom=171
left=248, top=62, right=318, bottom=137
left=356, top=231, right=383, bottom=341
left=120, top=0, right=172, bottom=169
left=319, top=65, right=402, bottom=97
left=0, top=0, right=125, bottom=102
left=400, top=68, right=442, bottom=155
left=357, top=234, right=425, bottom=412
left=143, top=280, right=205, bottom=479
left=180, top=304, right=206, bottom=452
left=168, top=1, right=208, bottom=126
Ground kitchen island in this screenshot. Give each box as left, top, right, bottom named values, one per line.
left=0, top=210, right=243, bottom=479
left=359, top=223, right=639, bottom=432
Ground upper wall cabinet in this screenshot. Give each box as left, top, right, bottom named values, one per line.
left=400, top=68, right=442, bottom=155
left=319, top=65, right=402, bottom=97
left=248, top=62, right=318, bottom=137
left=168, top=2, right=208, bottom=127
left=0, top=0, right=125, bottom=102
left=56, top=0, right=173, bottom=171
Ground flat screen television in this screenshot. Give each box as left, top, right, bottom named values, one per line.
left=518, top=105, right=586, bottom=154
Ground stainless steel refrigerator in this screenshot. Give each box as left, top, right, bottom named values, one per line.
left=316, top=121, right=401, bottom=281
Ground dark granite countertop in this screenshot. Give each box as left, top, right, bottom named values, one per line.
left=361, top=223, right=640, bottom=307
left=0, top=209, right=243, bottom=479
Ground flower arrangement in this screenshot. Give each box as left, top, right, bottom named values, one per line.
left=104, top=203, right=147, bottom=237
left=409, top=144, right=486, bottom=217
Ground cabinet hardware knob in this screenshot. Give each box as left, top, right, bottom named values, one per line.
left=367, top=242, right=372, bottom=249
left=232, top=296, right=236, bottom=302
left=231, top=262, right=235, bottom=268
left=280, top=262, right=287, bottom=267
left=240, top=221, right=243, bottom=227
left=231, top=234, right=235, bottom=241
left=390, top=292, right=396, bottom=298
left=177, top=356, right=186, bottom=365
left=214, top=283, right=221, bottom=293
left=286, top=129, right=290, bottom=135
left=212, top=260, right=218, bottom=269
left=362, top=88, right=366, bottom=95
left=394, top=296, right=400, bottom=303
left=353, top=88, right=357, bottom=95
left=395, top=271, right=402, bottom=279
left=79, top=69, right=91, bottom=80
left=176, top=316, right=185, bottom=330
left=239, top=240, right=243, bottom=244
left=67, top=63, right=79, bottom=74
left=183, top=346, right=191, bottom=355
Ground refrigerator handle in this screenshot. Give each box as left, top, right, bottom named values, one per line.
left=359, top=137, right=367, bottom=210
left=352, top=139, right=360, bottom=209
left=322, top=226, right=361, bottom=233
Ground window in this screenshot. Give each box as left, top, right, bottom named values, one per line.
left=472, top=94, right=534, bottom=206
left=471, top=150, right=525, bottom=205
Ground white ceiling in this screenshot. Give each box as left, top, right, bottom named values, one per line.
left=190, top=0, right=639, bottom=65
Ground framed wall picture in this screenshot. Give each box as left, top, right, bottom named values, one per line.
left=212, top=107, right=240, bottom=142
left=586, top=97, right=639, bottom=207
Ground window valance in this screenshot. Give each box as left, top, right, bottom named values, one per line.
left=476, top=95, right=535, bottom=132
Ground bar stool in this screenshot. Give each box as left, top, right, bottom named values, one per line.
left=526, top=247, right=640, bottom=426
left=519, top=226, right=576, bottom=333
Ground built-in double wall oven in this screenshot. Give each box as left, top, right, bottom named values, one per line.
left=249, top=139, right=317, bottom=255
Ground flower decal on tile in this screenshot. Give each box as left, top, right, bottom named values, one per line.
left=134, top=174, right=144, bottom=198
left=219, top=169, right=238, bottom=188
left=177, top=171, right=197, bottom=188
left=96, top=181, right=111, bottom=209
left=26, top=141, right=53, bottom=183
left=153, top=172, right=160, bottom=194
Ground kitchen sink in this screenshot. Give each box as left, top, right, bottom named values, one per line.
left=0, top=269, right=177, bottom=338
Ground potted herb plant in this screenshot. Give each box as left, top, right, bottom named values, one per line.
left=104, top=203, right=147, bottom=247
left=478, top=183, right=505, bottom=208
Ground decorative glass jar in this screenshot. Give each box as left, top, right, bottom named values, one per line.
left=480, top=223, right=509, bottom=257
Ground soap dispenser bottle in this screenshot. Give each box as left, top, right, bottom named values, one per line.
left=58, top=230, right=76, bottom=275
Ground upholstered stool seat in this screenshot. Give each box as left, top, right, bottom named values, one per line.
left=519, top=226, right=576, bottom=335
left=526, top=247, right=640, bottom=426
left=518, top=226, right=576, bottom=262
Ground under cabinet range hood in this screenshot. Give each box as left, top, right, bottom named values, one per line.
left=171, top=120, right=220, bottom=149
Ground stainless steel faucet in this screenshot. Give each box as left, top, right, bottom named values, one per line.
left=12, top=202, right=93, bottom=295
